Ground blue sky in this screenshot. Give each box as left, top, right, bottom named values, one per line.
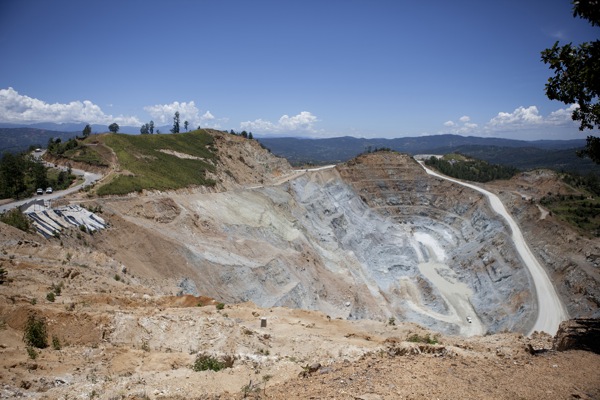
left=0, top=0, right=597, bottom=139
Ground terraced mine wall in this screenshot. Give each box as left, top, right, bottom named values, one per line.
left=98, top=152, right=535, bottom=335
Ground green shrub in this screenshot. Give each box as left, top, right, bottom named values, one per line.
left=46, top=292, right=55, bottom=302
left=406, top=333, right=439, bottom=345
left=51, top=282, right=63, bottom=296
left=26, top=346, right=38, bottom=359
left=52, top=335, right=61, bottom=350
left=0, top=209, right=31, bottom=232
left=191, top=353, right=234, bottom=372
left=216, top=302, right=225, bottom=310
left=23, top=315, right=48, bottom=348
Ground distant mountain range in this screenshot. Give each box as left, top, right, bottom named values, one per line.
left=258, top=135, right=599, bottom=175
left=1, top=125, right=596, bottom=175
left=0, top=122, right=144, bottom=134
left=0, top=123, right=171, bottom=153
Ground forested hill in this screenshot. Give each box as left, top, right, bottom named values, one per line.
left=257, top=135, right=598, bottom=174
left=0, top=128, right=78, bottom=154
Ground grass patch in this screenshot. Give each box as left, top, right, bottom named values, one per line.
left=97, top=130, right=217, bottom=195
left=62, top=145, right=107, bottom=166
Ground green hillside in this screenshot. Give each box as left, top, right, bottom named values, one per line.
left=96, top=130, right=217, bottom=195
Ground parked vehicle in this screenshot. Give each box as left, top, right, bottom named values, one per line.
left=46, top=187, right=53, bottom=194
left=36, top=188, right=44, bottom=195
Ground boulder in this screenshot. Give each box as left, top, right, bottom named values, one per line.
left=553, top=318, right=600, bottom=354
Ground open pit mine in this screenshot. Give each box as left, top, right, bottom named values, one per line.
left=97, top=151, right=553, bottom=336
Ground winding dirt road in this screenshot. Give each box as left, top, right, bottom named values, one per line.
left=0, top=168, right=102, bottom=214
left=418, top=160, right=568, bottom=335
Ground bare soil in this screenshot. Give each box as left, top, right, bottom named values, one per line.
left=1, top=248, right=599, bottom=399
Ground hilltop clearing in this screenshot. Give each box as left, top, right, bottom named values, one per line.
left=41, top=129, right=291, bottom=196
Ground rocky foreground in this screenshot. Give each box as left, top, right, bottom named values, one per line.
left=0, top=243, right=599, bottom=399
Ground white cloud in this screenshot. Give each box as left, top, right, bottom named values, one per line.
left=442, top=105, right=580, bottom=139
left=546, top=104, right=578, bottom=125
left=144, top=101, right=218, bottom=128
left=489, top=105, right=543, bottom=127
left=441, top=115, right=478, bottom=135
left=241, top=111, right=319, bottom=135
left=0, top=87, right=141, bottom=126
left=482, top=105, right=581, bottom=139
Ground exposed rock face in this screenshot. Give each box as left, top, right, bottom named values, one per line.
left=209, top=131, right=292, bottom=190
left=337, top=152, right=534, bottom=333
left=553, top=318, right=600, bottom=354
left=94, top=151, right=536, bottom=335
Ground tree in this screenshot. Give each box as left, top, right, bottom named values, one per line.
left=184, top=120, right=189, bottom=132
left=541, top=0, right=600, bottom=163
left=82, top=124, right=92, bottom=138
left=0, top=153, right=25, bottom=198
left=171, top=111, right=180, bottom=133
left=140, top=121, right=155, bottom=134
left=248, top=132, right=253, bottom=140
left=241, top=130, right=248, bottom=138
left=31, top=160, right=48, bottom=189
left=108, top=123, right=120, bottom=133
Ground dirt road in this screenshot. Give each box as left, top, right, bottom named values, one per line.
left=418, top=160, right=568, bottom=335
left=0, top=168, right=102, bottom=214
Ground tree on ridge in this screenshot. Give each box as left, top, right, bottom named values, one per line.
left=541, top=0, right=600, bottom=163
